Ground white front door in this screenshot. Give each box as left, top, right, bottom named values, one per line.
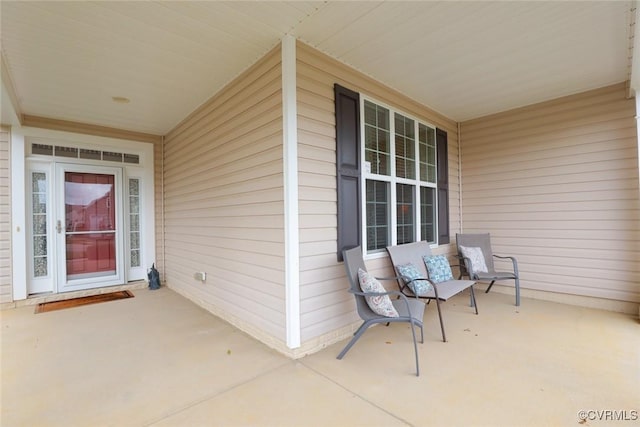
left=17, top=131, right=155, bottom=301
left=55, top=164, right=125, bottom=292
left=27, top=162, right=127, bottom=295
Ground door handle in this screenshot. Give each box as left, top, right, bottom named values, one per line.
left=57, top=220, right=63, bottom=234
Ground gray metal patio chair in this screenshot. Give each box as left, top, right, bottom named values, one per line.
left=386, top=242, right=477, bottom=343
left=339, top=246, right=425, bottom=376
left=456, top=233, right=521, bottom=306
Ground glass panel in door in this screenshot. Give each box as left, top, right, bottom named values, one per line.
left=64, top=172, right=117, bottom=279
left=27, top=166, right=55, bottom=295
left=57, top=164, right=123, bottom=292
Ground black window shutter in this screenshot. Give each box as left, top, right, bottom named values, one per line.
left=335, top=84, right=361, bottom=261
left=436, top=128, right=450, bottom=244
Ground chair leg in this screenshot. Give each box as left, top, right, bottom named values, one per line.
left=434, top=298, right=446, bottom=342
left=515, top=278, right=521, bottom=307
left=470, top=285, right=478, bottom=315
left=408, top=320, right=420, bottom=376
left=485, top=280, right=496, bottom=293
left=337, top=323, right=369, bottom=360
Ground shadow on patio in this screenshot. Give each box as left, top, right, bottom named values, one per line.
left=1, top=286, right=638, bottom=426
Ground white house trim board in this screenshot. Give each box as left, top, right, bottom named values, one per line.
left=10, top=132, right=26, bottom=300
left=282, top=35, right=301, bottom=349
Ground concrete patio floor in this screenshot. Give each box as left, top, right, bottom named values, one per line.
left=1, top=286, right=638, bottom=427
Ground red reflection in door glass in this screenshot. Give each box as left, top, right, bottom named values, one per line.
left=65, top=173, right=116, bottom=277
left=65, top=173, right=115, bottom=232
left=66, top=233, right=116, bottom=276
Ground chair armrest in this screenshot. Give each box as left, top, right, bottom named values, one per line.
left=375, top=275, right=421, bottom=298
left=397, top=274, right=432, bottom=284
left=493, top=254, right=519, bottom=275
left=397, top=280, right=418, bottom=298
left=375, top=276, right=405, bottom=282
left=398, top=275, right=441, bottom=300
left=452, top=255, right=468, bottom=275
left=458, top=255, right=475, bottom=276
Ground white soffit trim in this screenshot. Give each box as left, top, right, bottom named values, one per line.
left=282, top=35, right=301, bottom=349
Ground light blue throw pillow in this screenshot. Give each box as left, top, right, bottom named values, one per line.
left=395, top=263, right=433, bottom=295
left=423, top=255, right=454, bottom=283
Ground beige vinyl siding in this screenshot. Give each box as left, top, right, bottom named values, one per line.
left=162, top=46, right=287, bottom=344
left=0, top=127, right=11, bottom=304
left=296, top=42, right=461, bottom=343
left=460, top=82, right=639, bottom=304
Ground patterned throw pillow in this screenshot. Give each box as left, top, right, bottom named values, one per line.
left=423, top=255, right=454, bottom=283
left=459, top=246, right=489, bottom=273
left=357, top=268, right=399, bottom=317
left=395, top=263, right=433, bottom=295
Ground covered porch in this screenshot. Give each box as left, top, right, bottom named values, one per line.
left=2, top=3, right=638, bottom=357
left=2, top=286, right=637, bottom=426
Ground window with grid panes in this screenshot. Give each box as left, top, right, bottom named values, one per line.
left=362, top=99, right=438, bottom=253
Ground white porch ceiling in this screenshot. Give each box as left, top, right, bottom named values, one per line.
left=0, top=1, right=632, bottom=135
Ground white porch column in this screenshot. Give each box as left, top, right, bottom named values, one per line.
left=11, top=132, right=26, bottom=300
left=282, top=35, right=301, bottom=349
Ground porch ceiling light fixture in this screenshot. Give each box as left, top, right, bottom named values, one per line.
left=111, top=96, right=130, bottom=104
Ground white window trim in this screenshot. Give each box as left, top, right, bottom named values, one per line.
left=359, top=96, right=439, bottom=258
